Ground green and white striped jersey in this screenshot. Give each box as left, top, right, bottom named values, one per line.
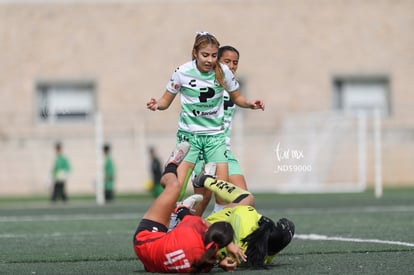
left=166, top=60, right=239, bottom=135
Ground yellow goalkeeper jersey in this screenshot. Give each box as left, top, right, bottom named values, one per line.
left=205, top=205, right=275, bottom=264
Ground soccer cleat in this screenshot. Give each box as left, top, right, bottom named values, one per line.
left=165, top=141, right=190, bottom=167
left=180, top=194, right=203, bottom=212
left=193, top=162, right=217, bottom=188
left=168, top=194, right=203, bottom=231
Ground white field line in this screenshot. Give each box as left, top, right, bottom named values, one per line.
left=2, top=231, right=413, bottom=250
left=0, top=213, right=141, bottom=222
left=1, top=207, right=414, bottom=248
left=1, top=205, right=413, bottom=223
left=295, top=234, right=414, bottom=248
left=0, top=230, right=129, bottom=239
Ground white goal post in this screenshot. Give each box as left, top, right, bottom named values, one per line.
left=94, top=112, right=105, bottom=205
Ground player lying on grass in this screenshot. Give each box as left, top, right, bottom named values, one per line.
left=132, top=142, right=246, bottom=273
left=189, top=162, right=295, bottom=268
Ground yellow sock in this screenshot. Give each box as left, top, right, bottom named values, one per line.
left=204, top=177, right=251, bottom=203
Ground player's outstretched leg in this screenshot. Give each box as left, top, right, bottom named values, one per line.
left=141, top=141, right=190, bottom=227
left=193, top=162, right=254, bottom=206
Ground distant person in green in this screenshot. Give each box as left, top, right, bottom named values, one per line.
left=149, top=146, right=163, bottom=198
left=51, top=142, right=71, bottom=203
left=103, top=143, right=115, bottom=203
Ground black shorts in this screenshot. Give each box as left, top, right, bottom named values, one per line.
left=134, top=218, right=168, bottom=239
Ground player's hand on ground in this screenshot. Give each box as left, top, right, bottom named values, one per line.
left=218, top=256, right=238, bottom=272
left=146, top=98, right=158, bottom=111
left=226, top=242, right=247, bottom=263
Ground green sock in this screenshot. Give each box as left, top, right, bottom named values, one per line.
left=204, top=177, right=251, bottom=203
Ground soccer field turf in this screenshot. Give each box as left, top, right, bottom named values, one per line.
left=1, top=188, right=413, bottom=274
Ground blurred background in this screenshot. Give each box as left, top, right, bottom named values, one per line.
left=0, top=0, right=413, bottom=198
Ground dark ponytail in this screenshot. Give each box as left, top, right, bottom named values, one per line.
left=242, top=216, right=275, bottom=267
left=191, top=221, right=234, bottom=273
left=242, top=216, right=295, bottom=268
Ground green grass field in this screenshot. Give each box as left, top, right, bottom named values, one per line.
left=1, top=188, right=413, bottom=274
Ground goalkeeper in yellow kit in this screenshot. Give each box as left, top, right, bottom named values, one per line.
left=191, top=163, right=295, bottom=268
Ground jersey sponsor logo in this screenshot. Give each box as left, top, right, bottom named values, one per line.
left=164, top=249, right=191, bottom=271
left=192, top=109, right=219, bottom=117
left=189, top=79, right=197, bottom=87
left=199, top=87, right=215, bottom=102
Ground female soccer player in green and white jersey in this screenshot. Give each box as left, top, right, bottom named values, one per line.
left=147, top=32, right=264, bottom=210
left=192, top=45, right=250, bottom=215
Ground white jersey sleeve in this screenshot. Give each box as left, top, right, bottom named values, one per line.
left=221, top=63, right=240, bottom=93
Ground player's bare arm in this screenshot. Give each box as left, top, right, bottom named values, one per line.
left=146, top=91, right=176, bottom=111
left=229, top=90, right=265, bottom=110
